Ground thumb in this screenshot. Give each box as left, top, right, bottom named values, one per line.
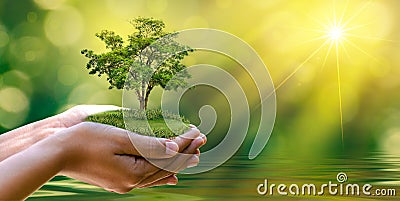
left=125, top=132, right=179, bottom=159
left=83, top=122, right=179, bottom=159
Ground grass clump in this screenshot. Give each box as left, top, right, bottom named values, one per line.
left=86, top=109, right=190, bottom=138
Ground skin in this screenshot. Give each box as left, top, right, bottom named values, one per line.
left=0, top=105, right=206, bottom=201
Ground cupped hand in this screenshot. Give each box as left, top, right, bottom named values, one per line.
left=55, top=122, right=206, bottom=193
left=0, top=104, right=207, bottom=199
left=135, top=127, right=207, bottom=188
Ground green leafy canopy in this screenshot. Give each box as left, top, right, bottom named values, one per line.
left=81, top=17, right=193, bottom=110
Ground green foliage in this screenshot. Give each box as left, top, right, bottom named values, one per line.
left=86, top=110, right=126, bottom=129
left=86, top=109, right=189, bottom=138
left=123, top=108, right=189, bottom=122
left=81, top=17, right=193, bottom=110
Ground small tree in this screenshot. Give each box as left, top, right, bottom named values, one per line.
left=81, top=17, right=192, bottom=110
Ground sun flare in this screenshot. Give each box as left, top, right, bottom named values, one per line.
left=267, top=1, right=393, bottom=149
left=328, top=26, right=344, bottom=41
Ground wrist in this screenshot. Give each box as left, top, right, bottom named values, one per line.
left=44, top=131, right=78, bottom=172
left=48, top=125, right=89, bottom=173
left=36, top=132, right=71, bottom=172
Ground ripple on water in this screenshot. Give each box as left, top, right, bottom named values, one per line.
left=30, top=152, right=400, bottom=200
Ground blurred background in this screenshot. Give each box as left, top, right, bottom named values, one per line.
left=1, top=0, right=400, bottom=200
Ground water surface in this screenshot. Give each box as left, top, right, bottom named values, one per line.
left=29, top=152, right=400, bottom=200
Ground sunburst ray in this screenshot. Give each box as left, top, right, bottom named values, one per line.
left=260, top=0, right=397, bottom=148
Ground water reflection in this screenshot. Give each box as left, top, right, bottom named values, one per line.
left=29, top=152, right=399, bottom=200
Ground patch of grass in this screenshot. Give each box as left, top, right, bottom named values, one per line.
left=85, top=109, right=189, bottom=138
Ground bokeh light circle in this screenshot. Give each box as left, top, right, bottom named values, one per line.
left=0, top=87, right=29, bottom=113
left=34, top=0, right=66, bottom=10
left=44, top=6, right=84, bottom=46
left=0, top=86, right=30, bottom=129
left=0, top=26, right=9, bottom=48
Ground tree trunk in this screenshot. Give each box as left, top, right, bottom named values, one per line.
left=136, top=89, right=145, bottom=111
left=139, top=98, right=145, bottom=110
left=140, top=81, right=146, bottom=110
left=144, top=85, right=153, bottom=110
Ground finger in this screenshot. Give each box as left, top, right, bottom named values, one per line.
left=58, top=105, right=122, bottom=127
left=116, top=155, right=162, bottom=184
left=84, top=122, right=199, bottom=159
left=165, top=135, right=205, bottom=168
left=131, top=136, right=205, bottom=188
left=125, top=127, right=200, bottom=158
left=173, top=128, right=201, bottom=152
left=139, top=175, right=178, bottom=188
left=150, top=135, right=205, bottom=172
left=125, top=132, right=179, bottom=158
left=135, top=155, right=199, bottom=188
left=82, top=122, right=179, bottom=159
left=110, top=154, right=164, bottom=189
left=184, top=136, right=206, bottom=153
left=200, top=133, right=207, bottom=144
left=134, top=136, right=205, bottom=187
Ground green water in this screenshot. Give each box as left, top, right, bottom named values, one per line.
left=28, top=152, right=399, bottom=201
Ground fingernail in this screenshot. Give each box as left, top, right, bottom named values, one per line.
left=166, top=141, right=178, bottom=156
left=195, top=137, right=205, bottom=145
left=189, top=124, right=197, bottom=128
left=201, top=134, right=207, bottom=143
left=187, top=155, right=199, bottom=168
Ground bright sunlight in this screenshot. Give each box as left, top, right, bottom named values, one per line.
left=267, top=1, right=393, bottom=149
left=328, top=26, right=344, bottom=41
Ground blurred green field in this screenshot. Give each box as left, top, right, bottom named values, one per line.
left=1, top=0, right=400, bottom=200
left=1, top=0, right=399, bottom=164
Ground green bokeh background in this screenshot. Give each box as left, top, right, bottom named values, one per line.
left=1, top=1, right=400, bottom=198
left=1, top=0, right=400, bottom=156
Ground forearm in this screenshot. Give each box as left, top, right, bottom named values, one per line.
left=0, top=116, right=60, bottom=161
left=0, top=105, right=121, bottom=162
left=0, top=135, right=65, bottom=201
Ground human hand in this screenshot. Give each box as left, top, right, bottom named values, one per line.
left=0, top=121, right=206, bottom=200
left=0, top=105, right=121, bottom=161
left=55, top=122, right=205, bottom=193
left=134, top=124, right=207, bottom=188
left=0, top=105, right=207, bottom=200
